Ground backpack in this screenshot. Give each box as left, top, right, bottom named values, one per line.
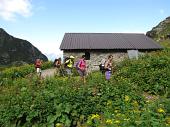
left=54, top=59, right=61, bottom=68
left=75, top=60, right=81, bottom=70
left=53, top=59, right=58, bottom=67
left=99, top=59, right=106, bottom=71
left=64, top=57, right=70, bottom=67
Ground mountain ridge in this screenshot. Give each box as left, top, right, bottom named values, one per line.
left=0, top=28, right=48, bottom=66
left=146, top=16, right=170, bottom=38
left=146, top=16, right=170, bottom=48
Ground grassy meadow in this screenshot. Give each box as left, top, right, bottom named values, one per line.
left=0, top=49, right=170, bottom=127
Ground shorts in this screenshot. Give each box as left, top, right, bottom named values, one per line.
left=105, top=71, right=111, bottom=80
left=36, top=68, right=41, bottom=73
left=66, top=68, right=72, bottom=75
left=78, top=70, right=86, bottom=77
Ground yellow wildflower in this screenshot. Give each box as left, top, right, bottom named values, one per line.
left=55, top=123, right=63, bottom=127
left=125, top=95, right=130, bottom=102
left=114, top=120, right=121, bottom=124
left=146, top=100, right=150, bottom=103
left=116, top=113, right=121, bottom=117
left=114, top=110, right=119, bottom=113
left=133, top=110, right=141, bottom=113
left=106, top=119, right=113, bottom=124
left=121, top=114, right=125, bottom=117
left=157, top=108, right=165, bottom=113
left=166, top=117, right=170, bottom=124
left=124, top=118, right=130, bottom=121
left=91, top=114, right=100, bottom=119
left=133, top=101, right=138, bottom=106
left=86, top=120, right=92, bottom=125
left=166, top=123, right=170, bottom=126
left=107, top=100, right=112, bottom=106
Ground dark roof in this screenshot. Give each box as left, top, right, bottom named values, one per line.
left=60, top=33, right=162, bottom=50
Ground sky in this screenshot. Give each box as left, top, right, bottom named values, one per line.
left=0, top=0, right=170, bottom=60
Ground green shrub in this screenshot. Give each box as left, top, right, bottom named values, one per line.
left=41, top=61, right=53, bottom=70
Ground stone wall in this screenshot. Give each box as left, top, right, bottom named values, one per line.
left=63, top=51, right=128, bottom=72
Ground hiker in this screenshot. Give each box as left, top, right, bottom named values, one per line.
left=64, top=55, right=75, bottom=76
left=34, top=58, right=42, bottom=77
left=77, top=55, right=87, bottom=84
left=104, top=55, right=113, bottom=81
left=54, top=58, right=62, bottom=75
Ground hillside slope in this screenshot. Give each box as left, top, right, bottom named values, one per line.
left=0, top=28, right=48, bottom=66
left=146, top=16, right=170, bottom=47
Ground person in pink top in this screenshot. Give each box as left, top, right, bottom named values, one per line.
left=77, top=55, right=87, bottom=83
left=104, top=55, right=113, bottom=81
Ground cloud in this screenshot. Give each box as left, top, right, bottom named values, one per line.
left=0, top=0, right=32, bottom=21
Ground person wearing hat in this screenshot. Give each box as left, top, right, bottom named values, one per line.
left=64, top=55, right=75, bottom=76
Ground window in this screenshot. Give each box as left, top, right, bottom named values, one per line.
left=85, top=52, right=90, bottom=60
left=127, top=50, right=138, bottom=60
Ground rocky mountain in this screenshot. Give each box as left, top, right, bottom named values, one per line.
left=0, top=28, right=48, bottom=66
left=146, top=17, right=170, bottom=40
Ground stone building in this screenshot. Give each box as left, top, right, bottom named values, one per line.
left=60, top=33, right=162, bottom=71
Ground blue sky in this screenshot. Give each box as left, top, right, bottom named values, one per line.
left=0, top=0, right=170, bottom=60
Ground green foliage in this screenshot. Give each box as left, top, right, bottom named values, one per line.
left=0, top=50, right=170, bottom=126
left=160, top=40, right=170, bottom=48
left=0, top=64, right=35, bottom=80
left=41, top=61, right=53, bottom=70
left=0, top=61, right=53, bottom=86
left=115, top=49, right=170, bottom=95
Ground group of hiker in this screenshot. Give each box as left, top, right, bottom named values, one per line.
left=34, top=54, right=114, bottom=82
left=53, top=55, right=87, bottom=83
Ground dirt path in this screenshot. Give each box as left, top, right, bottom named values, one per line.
left=41, top=68, right=56, bottom=78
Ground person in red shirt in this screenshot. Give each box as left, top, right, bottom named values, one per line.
left=35, top=58, right=42, bottom=77
left=77, top=55, right=87, bottom=84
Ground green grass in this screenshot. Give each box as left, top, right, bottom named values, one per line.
left=159, top=39, right=170, bottom=48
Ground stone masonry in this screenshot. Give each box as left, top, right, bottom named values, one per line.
left=63, top=51, right=128, bottom=72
